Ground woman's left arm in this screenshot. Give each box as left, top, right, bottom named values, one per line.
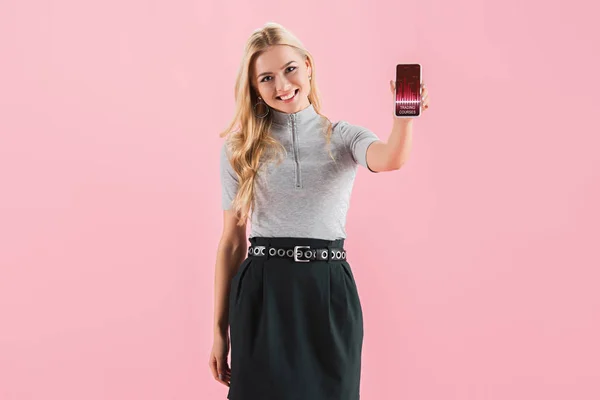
left=365, top=82, right=429, bottom=171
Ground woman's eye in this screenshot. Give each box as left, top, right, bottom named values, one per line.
left=260, top=66, right=296, bottom=83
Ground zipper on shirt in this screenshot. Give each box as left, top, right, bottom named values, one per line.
left=291, top=114, right=302, bottom=189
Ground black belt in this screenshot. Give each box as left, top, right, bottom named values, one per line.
left=248, top=244, right=347, bottom=263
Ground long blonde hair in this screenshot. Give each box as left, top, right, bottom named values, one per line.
left=219, top=22, right=335, bottom=226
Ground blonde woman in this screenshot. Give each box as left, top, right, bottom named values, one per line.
left=209, top=22, right=430, bottom=400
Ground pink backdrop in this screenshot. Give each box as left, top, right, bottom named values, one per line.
left=1, top=0, right=599, bottom=399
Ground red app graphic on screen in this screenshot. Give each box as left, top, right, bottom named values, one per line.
left=394, top=64, right=422, bottom=118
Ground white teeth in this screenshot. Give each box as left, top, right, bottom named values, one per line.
left=279, top=90, right=297, bottom=100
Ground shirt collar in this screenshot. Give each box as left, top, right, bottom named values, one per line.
left=270, top=103, right=320, bottom=126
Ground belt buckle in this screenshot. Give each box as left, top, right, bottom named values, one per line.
left=294, top=245, right=310, bottom=263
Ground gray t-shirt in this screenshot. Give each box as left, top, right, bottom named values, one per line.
left=220, top=103, right=380, bottom=240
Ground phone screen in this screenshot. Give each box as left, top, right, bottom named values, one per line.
left=395, top=64, right=421, bottom=118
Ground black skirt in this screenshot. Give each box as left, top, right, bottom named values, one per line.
left=227, top=236, right=364, bottom=400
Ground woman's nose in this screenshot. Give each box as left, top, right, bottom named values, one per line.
left=275, top=79, right=292, bottom=92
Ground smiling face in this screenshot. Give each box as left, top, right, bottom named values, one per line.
left=252, top=45, right=312, bottom=114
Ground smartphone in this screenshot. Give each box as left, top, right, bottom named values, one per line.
left=394, top=64, right=422, bottom=118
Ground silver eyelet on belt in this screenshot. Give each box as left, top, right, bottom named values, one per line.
left=342, top=251, right=346, bottom=259
left=286, top=249, right=294, bottom=257
left=321, top=250, right=328, bottom=258
left=269, top=247, right=276, bottom=256
left=277, top=249, right=285, bottom=256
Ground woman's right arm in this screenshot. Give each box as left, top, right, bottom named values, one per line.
left=209, top=209, right=247, bottom=387
left=213, top=209, right=248, bottom=338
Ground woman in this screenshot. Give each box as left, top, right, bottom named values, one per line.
left=209, top=22, right=429, bottom=400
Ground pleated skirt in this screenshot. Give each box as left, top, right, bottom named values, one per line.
left=227, top=236, right=364, bottom=400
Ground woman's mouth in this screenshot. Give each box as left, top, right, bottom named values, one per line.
left=277, top=89, right=299, bottom=103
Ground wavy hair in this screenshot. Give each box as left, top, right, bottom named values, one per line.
left=219, top=22, right=335, bottom=226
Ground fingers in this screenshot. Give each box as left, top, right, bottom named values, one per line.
left=209, top=356, right=219, bottom=379
left=217, top=358, right=231, bottom=386
left=209, top=355, right=231, bottom=387
left=420, top=82, right=429, bottom=110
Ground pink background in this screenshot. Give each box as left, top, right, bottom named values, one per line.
left=1, top=0, right=599, bottom=399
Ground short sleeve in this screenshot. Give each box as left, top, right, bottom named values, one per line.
left=220, top=142, right=239, bottom=210
left=336, top=120, right=381, bottom=173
